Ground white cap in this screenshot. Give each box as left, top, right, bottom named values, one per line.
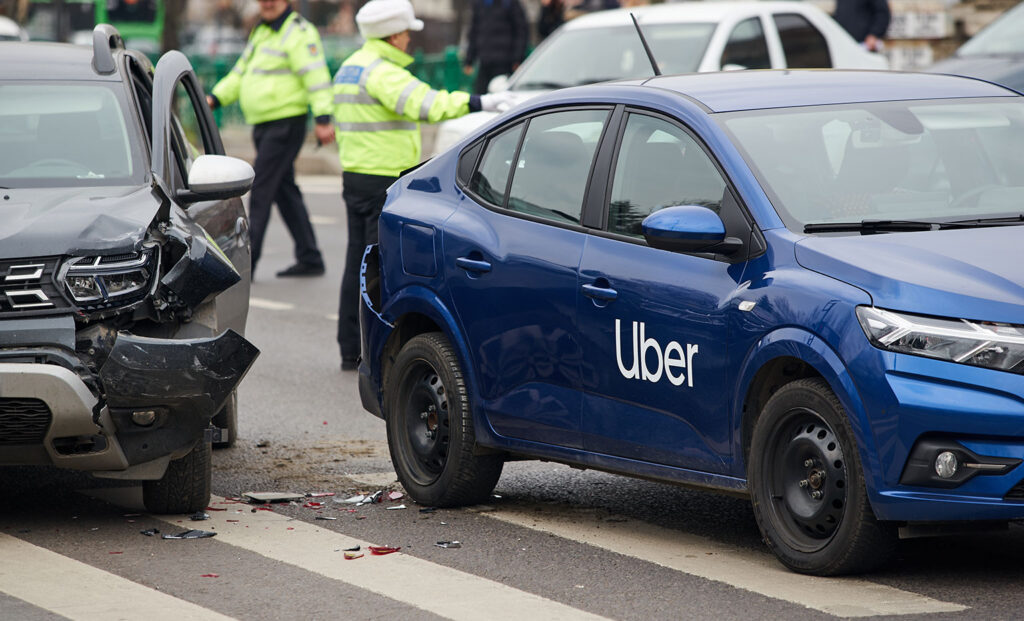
left=355, top=0, right=424, bottom=39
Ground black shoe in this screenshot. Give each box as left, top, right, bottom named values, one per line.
left=276, top=263, right=325, bottom=277
left=341, top=359, right=358, bottom=371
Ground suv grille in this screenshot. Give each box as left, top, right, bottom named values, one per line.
left=0, top=398, right=52, bottom=445
left=0, top=256, right=70, bottom=318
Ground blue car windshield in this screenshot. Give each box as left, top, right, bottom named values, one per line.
left=510, top=23, right=715, bottom=91
left=0, top=82, right=144, bottom=188
left=718, top=97, right=1024, bottom=232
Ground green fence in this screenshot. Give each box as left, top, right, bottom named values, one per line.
left=189, top=45, right=475, bottom=128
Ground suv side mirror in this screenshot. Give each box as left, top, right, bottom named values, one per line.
left=642, top=205, right=742, bottom=255
left=177, top=154, right=254, bottom=204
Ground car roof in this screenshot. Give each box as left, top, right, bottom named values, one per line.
left=0, top=41, right=123, bottom=81
left=563, top=1, right=816, bottom=29
left=633, top=69, right=1021, bottom=112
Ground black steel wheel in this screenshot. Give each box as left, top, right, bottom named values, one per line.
left=749, top=378, right=896, bottom=575
left=384, top=332, right=503, bottom=507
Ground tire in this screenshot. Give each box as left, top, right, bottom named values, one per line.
left=748, top=378, right=896, bottom=575
left=384, top=332, right=503, bottom=507
left=143, top=439, right=212, bottom=514
left=212, top=391, right=238, bottom=449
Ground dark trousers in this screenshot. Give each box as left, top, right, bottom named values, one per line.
left=338, top=171, right=397, bottom=363
left=249, top=115, right=324, bottom=273
left=474, top=60, right=516, bottom=94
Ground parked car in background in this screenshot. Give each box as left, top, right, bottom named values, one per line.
left=0, top=26, right=259, bottom=513
left=431, top=1, right=888, bottom=155
left=0, top=15, right=29, bottom=41
left=927, top=1, right=1024, bottom=93
left=360, top=68, right=1024, bottom=575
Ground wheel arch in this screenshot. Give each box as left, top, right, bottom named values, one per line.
left=735, top=327, right=885, bottom=499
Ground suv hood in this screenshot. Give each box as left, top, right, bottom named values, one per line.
left=0, top=186, right=157, bottom=259
left=794, top=226, right=1024, bottom=323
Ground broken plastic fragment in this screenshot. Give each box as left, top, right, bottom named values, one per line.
left=344, top=551, right=364, bottom=560
left=243, top=492, right=304, bottom=504
left=140, top=528, right=160, bottom=537
left=161, top=529, right=217, bottom=540
left=387, top=491, right=404, bottom=501
left=200, top=574, right=219, bottom=578
left=315, top=516, right=337, bottom=520
left=343, top=545, right=360, bottom=552
left=385, top=504, right=406, bottom=511
left=302, top=501, right=324, bottom=509
left=190, top=511, right=210, bottom=521
left=307, top=492, right=335, bottom=498
left=368, top=545, right=400, bottom=555
left=435, top=541, right=462, bottom=549
left=338, top=494, right=366, bottom=504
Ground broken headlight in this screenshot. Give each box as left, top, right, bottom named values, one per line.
left=857, top=306, right=1024, bottom=373
left=61, top=250, right=156, bottom=309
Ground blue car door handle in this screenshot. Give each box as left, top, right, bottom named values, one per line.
left=582, top=283, right=618, bottom=301
left=456, top=256, right=492, bottom=274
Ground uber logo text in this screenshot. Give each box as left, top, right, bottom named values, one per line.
left=615, top=319, right=699, bottom=387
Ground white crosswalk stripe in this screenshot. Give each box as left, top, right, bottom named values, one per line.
left=0, top=533, right=235, bottom=621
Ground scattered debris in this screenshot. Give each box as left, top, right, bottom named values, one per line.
left=418, top=507, right=437, bottom=514
left=140, top=528, right=160, bottom=537
left=435, top=541, right=462, bottom=549
left=306, top=492, right=335, bottom=498
left=336, top=490, right=384, bottom=506
left=344, top=545, right=360, bottom=552
left=302, top=501, right=324, bottom=509
left=205, top=507, right=228, bottom=512
left=190, top=512, right=210, bottom=521
left=387, top=491, right=404, bottom=501
left=315, top=516, right=337, bottom=521
left=243, top=492, right=304, bottom=504
left=344, top=551, right=364, bottom=560
left=162, top=529, right=217, bottom=540
left=255, top=439, right=270, bottom=448
left=368, top=545, right=400, bottom=555
left=200, top=574, right=219, bottom=578
left=385, top=504, right=406, bottom=511
left=109, top=551, right=124, bottom=554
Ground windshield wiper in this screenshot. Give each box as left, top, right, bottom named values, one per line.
left=805, top=215, right=1024, bottom=235
left=803, top=220, right=937, bottom=234
left=515, top=81, right=571, bottom=90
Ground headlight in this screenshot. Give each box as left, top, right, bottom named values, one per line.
left=856, top=306, right=1024, bottom=373
left=61, top=250, right=155, bottom=307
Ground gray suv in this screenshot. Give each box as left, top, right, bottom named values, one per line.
left=0, top=26, right=258, bottom=513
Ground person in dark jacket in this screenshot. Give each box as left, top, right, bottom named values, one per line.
left=463, top=0, right=529, bottom=94
left=833, top=0, right=890, bottom=52
left=537, top=0, right=565, bottom=41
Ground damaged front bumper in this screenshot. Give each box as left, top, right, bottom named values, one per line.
left=0, top=326, right=257, bottom=479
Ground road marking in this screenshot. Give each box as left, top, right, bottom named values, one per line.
left=0, top=533, right=234, bottom=621
left=249, top=297, right=295, bottom=311
left=153, top=496, right=609, bottom=621
left=484, top=508, right=967, bottom=618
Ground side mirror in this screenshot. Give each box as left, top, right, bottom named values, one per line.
left=488, top=74, right=510, bottom=93
left=642, top=205, right=742, bottom=255
left=177, top=154, right=254, bottom=204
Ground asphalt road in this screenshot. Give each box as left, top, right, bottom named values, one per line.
left=4, top=176, right=1024, bottom=620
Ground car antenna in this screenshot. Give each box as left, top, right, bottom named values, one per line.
left=630, top=13, right=661, bottom=77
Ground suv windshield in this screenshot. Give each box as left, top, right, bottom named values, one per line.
left=958, top=3, right=1024, bottom=56
left=510, top=23, right=715, bottom=91
left=719, top=97, right=1024, bottom=232
left=0, top=82, right=143, bottom=188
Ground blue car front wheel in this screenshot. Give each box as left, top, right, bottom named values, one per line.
left=384, top=332, right=504, bottom=507
left=749, top=378, right=896, bottom=575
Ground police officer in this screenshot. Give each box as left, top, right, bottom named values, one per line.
left=208, top=0, right=331, bottom=278
left=333, top=0, right=510, bottom=370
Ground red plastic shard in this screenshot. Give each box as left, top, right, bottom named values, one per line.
left=344, top=551, right=364, bottom=560
left=302, top=501, right=324, bottom=508
left=205, top=507, right=228, bottom=511
left=369, top=545, right=401, bottom=555
left=109, top=551, right=123, bottom=554
left=200, top=573, right=219, bottom=578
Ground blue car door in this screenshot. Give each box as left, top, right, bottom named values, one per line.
left=445, top=107, right=612, bottom=448
left=577, top=110, right=749, bottom=473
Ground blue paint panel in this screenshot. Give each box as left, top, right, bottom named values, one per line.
left=400, top=223, right=437, bottom=277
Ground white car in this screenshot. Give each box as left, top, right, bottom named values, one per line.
left=432, top=1, right=888, bottom=156
left=0, top=16, right=29, bottom=41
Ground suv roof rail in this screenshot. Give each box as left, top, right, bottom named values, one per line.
left=92, top=24, right=124, bottom=75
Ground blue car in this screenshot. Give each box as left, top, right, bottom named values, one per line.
left=358, top=69, right=1024, bottom=575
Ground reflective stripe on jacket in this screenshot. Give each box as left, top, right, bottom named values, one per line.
left=333, top=39, right=472, bottom=177
left=212, top=11, right=332, bottom=126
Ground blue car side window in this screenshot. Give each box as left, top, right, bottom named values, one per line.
left=469, top=123, right=523, bottom=207
left=608, top=113, right=726, bottom=237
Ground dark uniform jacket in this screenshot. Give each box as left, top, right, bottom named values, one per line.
left=465, top=0, right=529, bottom=67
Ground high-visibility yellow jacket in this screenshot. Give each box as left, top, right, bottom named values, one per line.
left=212, top=10, right=332, bottom=126
left=333, top=39, right=476, bottom=177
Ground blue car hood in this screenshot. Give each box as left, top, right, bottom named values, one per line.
left=794, top=226, right=1024, bottom=323
left=0, top=185, right=157, bottom=259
